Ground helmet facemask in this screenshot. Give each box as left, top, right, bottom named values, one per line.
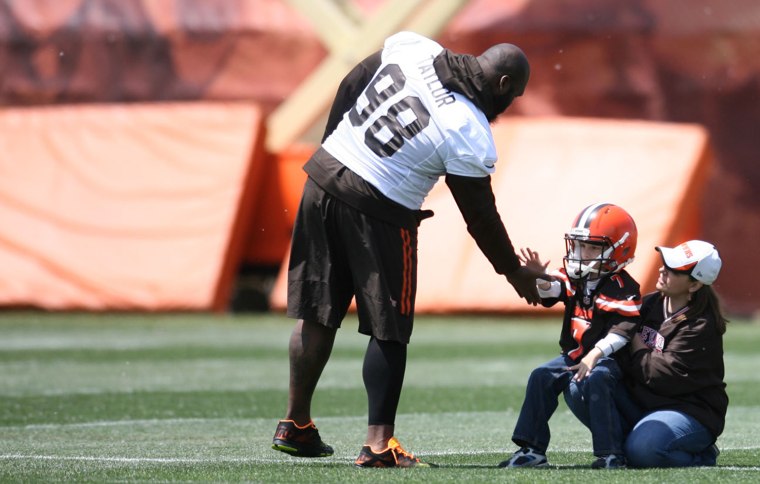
left=563, top=229, right=628, bottom=280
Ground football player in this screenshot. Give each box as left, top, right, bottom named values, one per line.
left=271, top=31, right=549, bottom=467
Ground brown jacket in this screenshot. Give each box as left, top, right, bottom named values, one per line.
left=620, top=292, right=728, bottom=438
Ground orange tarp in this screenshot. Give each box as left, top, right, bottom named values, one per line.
left=0, top=102, right=265, bottom=311
left=269, top=116, right=711, bottom=314
left=244, top=144, right=311, bottom=266
left=1, top=0, right=758, bottom=313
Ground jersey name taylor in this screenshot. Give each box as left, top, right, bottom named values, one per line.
left=322, top=31, right=498, bottom=210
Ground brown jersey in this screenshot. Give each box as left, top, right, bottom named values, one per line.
left=541, top=268, right=641, bottom=361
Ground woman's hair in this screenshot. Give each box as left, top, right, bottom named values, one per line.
left=688, top=282, right=729, bottom=334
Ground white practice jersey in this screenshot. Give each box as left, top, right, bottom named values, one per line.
left=322, top=31, right=497, bottom=210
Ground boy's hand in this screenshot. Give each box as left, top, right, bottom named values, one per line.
left=568, top=347, right=603, bottom=381
left=518, top=247, right=555, bottom=290
left=519, top=247, right=551, bottom=274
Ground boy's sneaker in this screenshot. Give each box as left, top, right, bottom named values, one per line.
left=499, top=447, right=549, bottom=468
left=271, top=419, right=334, bottom=457
left=355, top=437, right=435, bottom=468
left=591, top=454, right=626, bottom=469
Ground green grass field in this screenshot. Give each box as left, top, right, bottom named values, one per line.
left=1, top=311, right=758, bottom=483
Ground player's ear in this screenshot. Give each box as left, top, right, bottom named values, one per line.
left=498, top=75, right=510, bottom=95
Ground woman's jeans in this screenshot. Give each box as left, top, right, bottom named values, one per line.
left=624, top=410, right=718, bottom=467
left=564, top=364, right=719, bottom=467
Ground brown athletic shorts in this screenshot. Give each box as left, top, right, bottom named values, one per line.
left=286, top=178, right=417, bottom=343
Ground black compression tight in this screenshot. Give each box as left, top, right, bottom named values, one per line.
left=363, top=336, right=407, bottom=426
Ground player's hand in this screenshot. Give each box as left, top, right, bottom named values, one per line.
left=506, top=265, right=554, bottom=306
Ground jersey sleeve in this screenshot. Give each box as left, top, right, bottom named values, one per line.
left=440, top=108, right=497, bottom=178
left=445, top=173, right=520, bottom=275
left=594, top=332, right=630, bottom=356
left=538, top=280, right=562, bottom=299
left=321, top=50, right=383, bottom=142
left=538, top=270, right=570, bottom=308
left=592, top=272, right=642, bottom=339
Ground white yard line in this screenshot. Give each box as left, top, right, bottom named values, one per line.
left=1, top=452, right=759, bottom=472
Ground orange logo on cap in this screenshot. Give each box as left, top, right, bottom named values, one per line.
left=680, top=243, right=693, bottom=258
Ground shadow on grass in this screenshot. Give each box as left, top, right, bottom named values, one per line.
left=430, top=462, right=594, bottom=470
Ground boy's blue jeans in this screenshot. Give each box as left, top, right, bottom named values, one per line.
left=562, top=357, right=626, bottom=456
left=511, top=355, right=573, bottom=454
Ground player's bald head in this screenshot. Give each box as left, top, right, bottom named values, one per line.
left=477, top=43, right=530, bottom=93
left=475, top=43, right=530, bottom=120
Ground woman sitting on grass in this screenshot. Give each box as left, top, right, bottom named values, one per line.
left=566, top=239, right=728, bottom=467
